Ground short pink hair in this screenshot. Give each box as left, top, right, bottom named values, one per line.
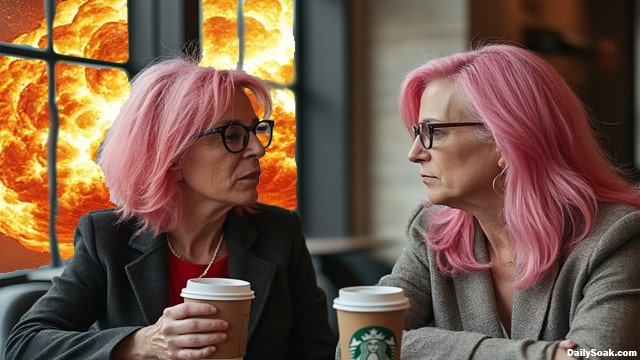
left=98, top=55, right=272, bottom=234
left=400, top=44, right=640, bottom=288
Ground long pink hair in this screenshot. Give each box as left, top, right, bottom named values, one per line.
left=400, top=44, right=640, bottom=288
left=98, top=55, right=272, bottom=235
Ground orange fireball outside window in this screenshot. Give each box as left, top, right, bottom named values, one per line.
left=0, top=0, right=296, bottom=273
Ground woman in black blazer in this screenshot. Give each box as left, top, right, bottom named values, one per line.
left=6, top=54, right=336, bottom=360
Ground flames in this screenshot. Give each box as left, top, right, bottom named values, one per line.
left=201, top=0, right=297, bottom=212
left=0, top=0, right=296, bottom=260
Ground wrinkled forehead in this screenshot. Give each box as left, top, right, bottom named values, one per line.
left=419, top=78, right=474, bottom=121
left=203, top=88, right=260, bottom=128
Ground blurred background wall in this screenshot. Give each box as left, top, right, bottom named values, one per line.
left=345, top=0, right=637, bottom=264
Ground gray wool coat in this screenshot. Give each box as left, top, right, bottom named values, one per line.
left=6, top=203, right=336, bottom=360
left=339, top=202, right=640, bottom=359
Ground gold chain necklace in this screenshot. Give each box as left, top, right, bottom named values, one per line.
left=167, top=233, right=224, bottom=278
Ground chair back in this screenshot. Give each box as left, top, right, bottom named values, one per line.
left=0, top=281, right=51, bottom=355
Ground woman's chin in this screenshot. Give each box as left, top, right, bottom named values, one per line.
left=427, top=194, right=453, bottom=208
left=234, top=191, right=259, bottom=206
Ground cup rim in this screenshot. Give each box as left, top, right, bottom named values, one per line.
left=332, top=286, right=410, bottom=312
left=181, top=291, right=255, bottom=301
left=181, top=277, right=255, bottom=301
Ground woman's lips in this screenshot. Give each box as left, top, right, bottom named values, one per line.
left=421, top=174, right=436, bottom=183
left=239, top=170, right=261, bottom=184
left=242, top=171, right=260, bottom=179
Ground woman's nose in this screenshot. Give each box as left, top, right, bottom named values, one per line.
left=408, top=136, right=428, bottom=163
left=245, top=132, right=267, bottom=158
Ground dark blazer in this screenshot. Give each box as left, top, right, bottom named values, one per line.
left=6, top=203, right=336, bottom=360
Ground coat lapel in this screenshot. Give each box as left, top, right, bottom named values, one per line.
left=122, top=211, right=277, bottom=336
left=456, top=225, right=560, bottom=339
left=511, top=262, right=559, bottom=339
left=452, top=228, right=503, bottom=337
left=224, top=210, right=277, bottom=339
left=125, top=230, right=169, bottom=324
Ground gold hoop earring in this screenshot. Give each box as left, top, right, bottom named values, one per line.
left=492, top=166, right=507, bottom=194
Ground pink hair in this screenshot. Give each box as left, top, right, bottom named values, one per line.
left=98, top=55, right=272, bottom=235
left=400, top=44, right=640, bottom=288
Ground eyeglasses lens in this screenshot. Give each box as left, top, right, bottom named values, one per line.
left=222, top=122, right=273, bottom=152
left=254, top=121, right=272, bottom=148
left=224, top=125, right=249, bottom=152
left=417, top=123, right=431, bottom=149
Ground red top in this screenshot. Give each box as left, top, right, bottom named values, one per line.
left=167, top=250, right=230, bottom=306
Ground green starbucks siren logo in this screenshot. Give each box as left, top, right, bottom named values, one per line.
left=348, top=326, right=397, bottom=360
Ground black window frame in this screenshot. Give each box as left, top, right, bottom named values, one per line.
left=0, top=0, right=208, bottom=281
left=0, top=0, right=353, bottom=282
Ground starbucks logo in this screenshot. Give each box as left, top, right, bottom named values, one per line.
left=348, top=326, right=397, bottom=360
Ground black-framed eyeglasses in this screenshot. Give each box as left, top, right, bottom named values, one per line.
left=198, top=120, right=275, bottom=153
left=412, top=122, right=483, bottom=149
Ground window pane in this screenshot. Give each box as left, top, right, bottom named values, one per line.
left=257, top=89, right=296, bottom=209
left=53, top=0, right=129, bottom=63
left=0, top=56, right=50, bottom=272
left=201, top=0, right=294, bottom=84
left=201, top=0, right=240, bottom=70
left=0, top=58, right=129, bottom=273
left=243, top=0, right=294, bottom=84
left=202, top=0, right=297, bottom=210
left=54, top=62, right=128, bottom=258
left=0, top=0, right=46, bottom=48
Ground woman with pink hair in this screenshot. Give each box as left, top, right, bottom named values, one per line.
left=6, top=55, right=336, bottom=360
left=370, top=44, right=640, bottom=359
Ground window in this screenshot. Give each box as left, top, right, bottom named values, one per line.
left=0, top=0, right=296, bottom=275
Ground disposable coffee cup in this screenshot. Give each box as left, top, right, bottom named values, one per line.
left=333, top=286, right=410, bottom=360
left=181, top=278, right=255, bottom=360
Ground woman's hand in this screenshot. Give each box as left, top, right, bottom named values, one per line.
left=112, top=302, right=229, bottom=359
left=553, top=339, right=578, bottom=360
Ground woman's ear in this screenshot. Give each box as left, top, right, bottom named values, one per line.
left=491, top=143, right=505, bottom=169
left=170, top=166, right=183, bottom=182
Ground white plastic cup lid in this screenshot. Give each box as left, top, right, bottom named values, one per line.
left=181, top=278, right=255, bottom=301
left=333, top=286, right=410, bottom=312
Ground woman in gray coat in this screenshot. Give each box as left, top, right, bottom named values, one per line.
left=345, top=44, right=640, bottom=359
left=6, top=55, right=336, bottom=360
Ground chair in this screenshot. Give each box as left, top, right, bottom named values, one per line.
left=313, top=252, right=393, bottom=336
left=0, top=281, right=51, bottom=355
